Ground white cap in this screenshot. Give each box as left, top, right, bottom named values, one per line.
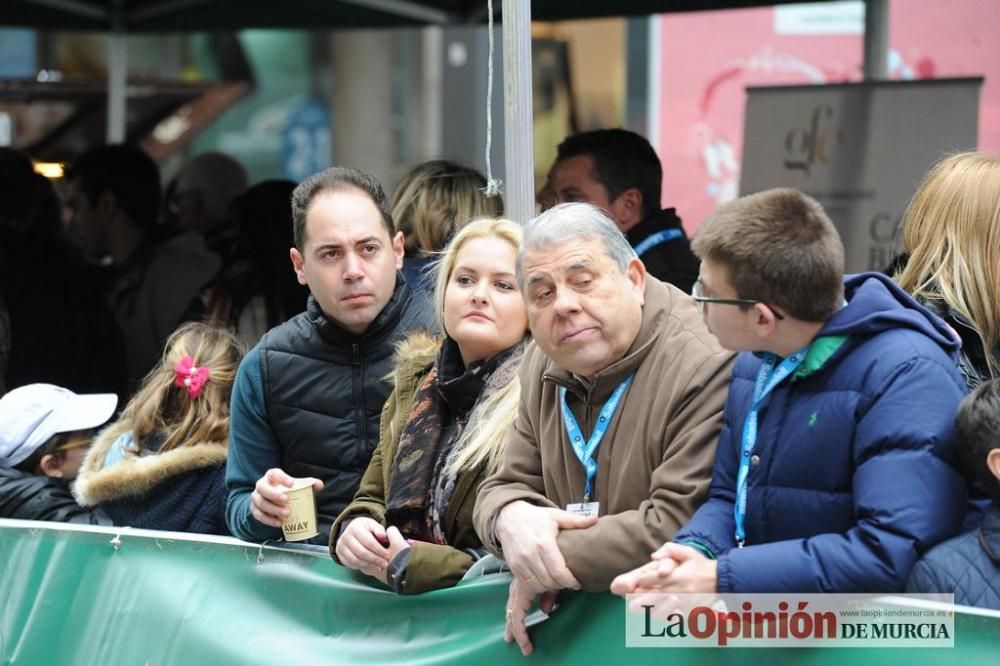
left=0, top=384, right=118, bottom=467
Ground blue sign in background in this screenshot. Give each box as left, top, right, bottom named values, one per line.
left=282, top=98, right=332, bottom=182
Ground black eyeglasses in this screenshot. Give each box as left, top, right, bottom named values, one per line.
left=691, top=279, right=785, bottom=320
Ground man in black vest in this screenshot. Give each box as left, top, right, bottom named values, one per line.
left=225, top=167, right=433, bottom=544
left=546, top=128, right=700, bottom=294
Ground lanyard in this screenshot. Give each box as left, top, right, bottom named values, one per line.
left=734, top=346, right=809, bottom=547
left=633, top=228, right=683, bottom=257
left=560, top=374, right=634, bottom=503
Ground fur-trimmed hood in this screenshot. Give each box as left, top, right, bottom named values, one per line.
left=73, top=421, right=227, bottom=507
left=389, top=330, right=441, bottom=385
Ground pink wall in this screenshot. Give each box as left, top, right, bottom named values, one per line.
left=656, top=0, right=1000, bottom=234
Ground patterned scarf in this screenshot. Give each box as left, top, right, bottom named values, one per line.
left=385, top=337, right=523, bottom=542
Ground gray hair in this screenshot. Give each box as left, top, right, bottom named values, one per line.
left=176, top=152, right=249, bottom=224
left=516, top=202, right=637, bottom=288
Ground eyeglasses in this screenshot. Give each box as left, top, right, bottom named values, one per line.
left=691, top=278, right=785, bottom=320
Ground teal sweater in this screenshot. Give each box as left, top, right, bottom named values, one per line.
left=225, top=346, right=283, bottom=542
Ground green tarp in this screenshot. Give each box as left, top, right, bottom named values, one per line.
left=1, top=520, right=998, bottom=665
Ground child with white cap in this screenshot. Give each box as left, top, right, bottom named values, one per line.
left=0, top=383, right=117, bottom=523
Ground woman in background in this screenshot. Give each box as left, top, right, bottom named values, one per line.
left=194, top=180, right=309, bottom=346
left=896, top=151, right=1000, bottom=529
left=391, top=160, right=503, bottom=295
left=896, top=151, right=1000, bottom=390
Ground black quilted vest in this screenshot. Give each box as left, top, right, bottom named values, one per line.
left=259, top=276, right=432, bottom=542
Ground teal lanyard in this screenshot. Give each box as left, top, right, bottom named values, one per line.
left=734, top=346, right=808, bottom=547
left=559, top=375, right=634, bottom=503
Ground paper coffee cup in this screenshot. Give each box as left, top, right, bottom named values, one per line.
left=280, top=478, right=319, bottom=542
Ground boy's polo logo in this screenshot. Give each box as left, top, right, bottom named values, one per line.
left=808, top=410, right=819, bottom=427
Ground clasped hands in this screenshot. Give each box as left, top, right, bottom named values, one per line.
left=496, top=501, right=597, bottom=656
left=336, top=518, right=411, bottom=584
left=610, top=542, right=719, bottom=616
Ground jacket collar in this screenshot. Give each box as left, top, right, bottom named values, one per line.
left=308, top=272, right=412, bottom=347
left=822, top=273, right=960, bottom=358
left=626, top=208, right=683, bottom=246
left=979, top=505, right=1000, bottom=565
left=544, top=279, right=670, bottom=404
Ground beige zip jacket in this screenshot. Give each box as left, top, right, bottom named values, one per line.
left=473, top=278, right=735, bottom=591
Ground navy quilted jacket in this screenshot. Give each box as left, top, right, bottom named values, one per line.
left=74, top=430, right=230, bottom=536
left=674, top=273, right=968, bottom=592
left=906, top=505, right=1000, bottom=609
left=99, top=464, right=229, bottom=535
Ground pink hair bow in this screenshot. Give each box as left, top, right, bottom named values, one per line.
left=174, top=355, right=211, bottom=398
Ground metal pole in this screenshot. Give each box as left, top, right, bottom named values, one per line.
left=645, top=14, right=662, bottom=150
left=501, top=0, right=534, bottom=224
left=106, top=2, right=127, bottom=142
left=863, top=0, right=888, bottom=80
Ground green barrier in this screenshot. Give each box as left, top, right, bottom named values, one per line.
left=1, top=520, right=998, bottom=665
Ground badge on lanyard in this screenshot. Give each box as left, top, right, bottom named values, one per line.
left=565, top=501, right=600, bottom=518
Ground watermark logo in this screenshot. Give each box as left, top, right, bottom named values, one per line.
left=625, top=593, right=954, bottom=648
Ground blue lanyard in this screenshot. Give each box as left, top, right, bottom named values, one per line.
left=560, top=375, right=634, bottom=503
left=734, top=346, right=809, bottom=547
left=634, top=228, right=683, bottom=257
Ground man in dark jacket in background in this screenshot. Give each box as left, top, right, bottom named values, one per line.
left=545, top=128, right=700, bottom=294
left=0, top=148, right=127, bottom=400
left=612, top=188, right=967, bottom=595
left=64, top=144, right=219, bottom=390
left=225, top=167, right=433, bottom=545
left=907, top=379, right=1000, bottom=609
left=0, top=383, right=116, bottom=525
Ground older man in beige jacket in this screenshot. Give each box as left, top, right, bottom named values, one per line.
left=473, top=202, right=733, bottom=655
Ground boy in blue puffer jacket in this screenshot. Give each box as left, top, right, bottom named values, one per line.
left=907, top=379, right=1000, bottom=609
left=612, top=187, right=967, bottom=595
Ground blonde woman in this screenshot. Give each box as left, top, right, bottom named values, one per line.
left=896, top=151, right=1000, bottom=390
left=392, top=160, right=503, bottom=295
left=332, top=218, right=527, bottom=593
left=74, top=322, right=246, bottom=534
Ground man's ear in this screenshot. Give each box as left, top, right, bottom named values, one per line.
left=38, top=454, right=64, bottom=479
left=625, top=257, right=647, bottom=305
left=619, top=188, right=643, bottom=216
left=987, top=448, right=1000, bottom=483
left=290, top=247, right=308, bottom=286
left=391, top=230, right=405, bottom=270
left=610, top=187, right=644, bottom=230
left=749, top=302, right=781, bottom=338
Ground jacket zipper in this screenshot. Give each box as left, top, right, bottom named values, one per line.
left=352, top=344, right=367, bottom=462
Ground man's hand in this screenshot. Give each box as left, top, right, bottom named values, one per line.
left=250, top=468, right=324, bottom=528
left=495, top=501, right=597, bottom=594
left=612, top=543, right=718, bottom=620
left=649, top=543, right=718, bottom=594
left=610, top=556, right=679, bottom=596
left=613, top=542, right=717, bottom=597
left=504, top=576, right=559, bottom=656
left=336, top=517, right=391, bottom=575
